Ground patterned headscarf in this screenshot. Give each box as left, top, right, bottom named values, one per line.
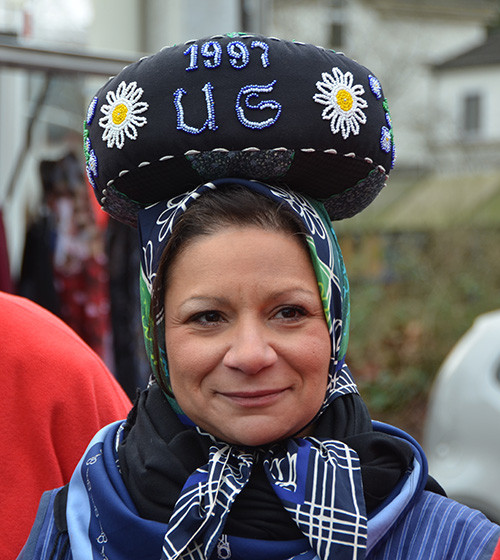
left=138, top=178, right=356, bottom=415
left=137, top=178, right=367, bottom=559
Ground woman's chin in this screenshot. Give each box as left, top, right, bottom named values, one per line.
left=207, top=417, right=311, bottom=447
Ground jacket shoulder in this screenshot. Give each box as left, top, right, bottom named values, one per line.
left=370, top=491, right=500, bottom=559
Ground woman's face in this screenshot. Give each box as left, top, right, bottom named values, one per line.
left=164, top=226, right=331, bottom=446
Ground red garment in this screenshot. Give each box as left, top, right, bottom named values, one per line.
left=0, top=292, right=132, bottom=560
left=493, top=539, right=500, bottom=560
left=54, top=254, right=111, bottom=358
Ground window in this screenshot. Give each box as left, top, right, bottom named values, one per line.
left=329, top=22, right=343, bottom=48
left=328, top=0, right=345, bottom=49
left=463, top=93, right=481, bottom=136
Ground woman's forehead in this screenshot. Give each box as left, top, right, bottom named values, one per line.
left=168, top=226, right=315, bottom=279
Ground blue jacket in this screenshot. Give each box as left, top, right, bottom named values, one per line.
left=18, top=421, right=500, bottom=560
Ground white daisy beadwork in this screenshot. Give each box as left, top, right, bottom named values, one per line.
left=368, top=75, right=382, bottom=99
left=313, top=68, right=368, bottom=140
left=87, top=148, right=98, bottom=177
left=86, top=166, right=97, bottom=190
left=86, top=96, right=98, bottom=125
left=99, top=81, right=149, bottom=149
left=380, top=126, right=392, bottom=153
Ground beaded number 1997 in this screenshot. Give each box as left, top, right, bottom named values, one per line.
left=184, top=40, right=270, bottom=71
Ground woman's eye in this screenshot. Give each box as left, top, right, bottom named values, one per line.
left=275, top=306, right=307, bottom=321
left=190, top=311, right=223, bottom=325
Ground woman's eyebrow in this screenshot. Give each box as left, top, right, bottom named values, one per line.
left=268, top=287, right=318, bottom=299
left=177, top=288, right=317, bottom=309
left=178, top=295, right=228, bottom=309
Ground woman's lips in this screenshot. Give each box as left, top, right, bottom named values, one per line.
left=219, top=388, right=288, bottom=407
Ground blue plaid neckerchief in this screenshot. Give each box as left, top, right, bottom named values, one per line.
left=137, top=179, right=367, bottom=559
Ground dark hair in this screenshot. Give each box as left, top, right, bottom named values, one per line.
left=150, top=184, right=309, bottom=391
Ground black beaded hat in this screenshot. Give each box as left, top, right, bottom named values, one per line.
left=83, top=32, right=395, bottom=226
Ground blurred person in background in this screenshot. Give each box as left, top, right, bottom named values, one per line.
left=0, top=291, right=131, bottom=559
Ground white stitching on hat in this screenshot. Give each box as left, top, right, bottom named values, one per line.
left=107, top=149, right=386, bottom=189
left=138, top=161, right=151, bottom=167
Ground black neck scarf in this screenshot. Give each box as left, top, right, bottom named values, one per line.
left=118, top=383, right=415, bottom=540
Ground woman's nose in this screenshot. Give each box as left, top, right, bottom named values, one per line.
left=222, top=320, right=278, bottom=374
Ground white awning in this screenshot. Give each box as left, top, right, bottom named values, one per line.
left=0, top=40, right=139, bottom=76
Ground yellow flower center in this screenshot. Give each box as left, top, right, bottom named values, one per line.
left=112, top=103, right=128, bottom=125
left=336, top=89, right=353, bottom=112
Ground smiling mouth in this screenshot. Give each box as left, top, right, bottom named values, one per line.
left=220, top=388, right=288, bottom=407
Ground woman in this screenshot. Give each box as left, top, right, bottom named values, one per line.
left=20, top=34, right=500, bottom=559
